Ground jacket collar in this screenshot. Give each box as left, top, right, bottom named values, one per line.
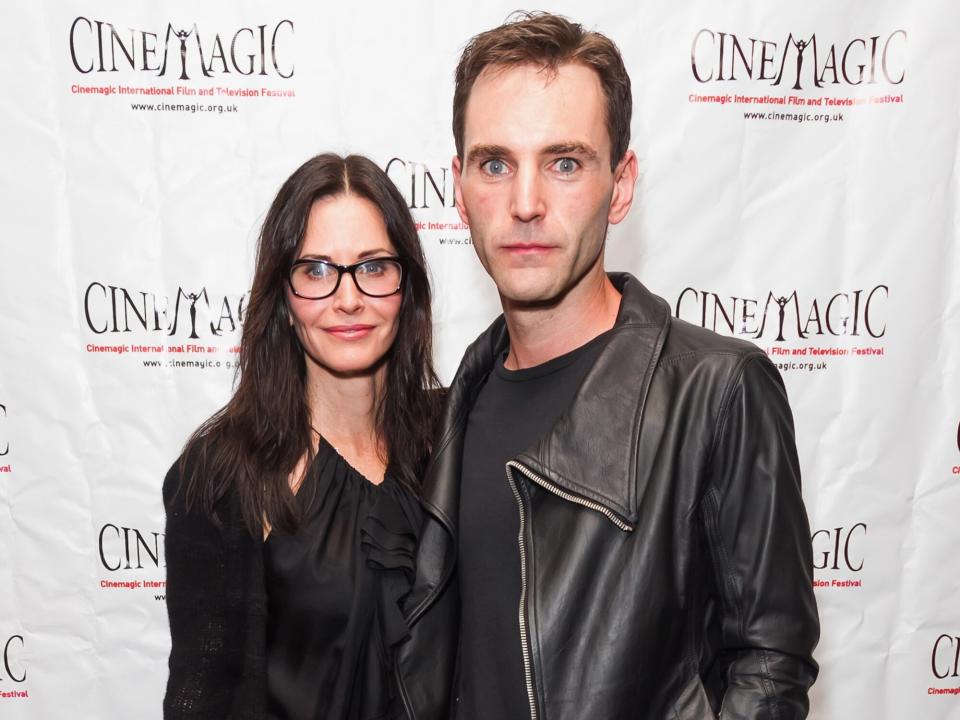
left=406, top=274, right=670, bottom=618
left=514, top=273, right=671, bottom=528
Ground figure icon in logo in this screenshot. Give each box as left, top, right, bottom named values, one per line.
left=168, top=287, right=210, bottom=339
left=175, top=28, right=193, bottom=81
left=791, top=35, right=814, bottom=91
left=775, top=295, right=791, bottom=342
left=771, top=294, right=809, bottom=342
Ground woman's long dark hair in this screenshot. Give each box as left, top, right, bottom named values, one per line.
left=181, top=153, right=441, bottom=534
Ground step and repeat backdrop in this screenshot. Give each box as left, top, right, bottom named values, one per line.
left=1, top=0, right=958, bottom=717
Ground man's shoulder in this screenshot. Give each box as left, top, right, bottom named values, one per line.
left=611, top=273, right=769, bottom=377
left=641, top=316, right=792, bottom=424
left=659, top=314, right=768, bottom=369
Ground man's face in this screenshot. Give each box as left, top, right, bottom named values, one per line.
left=453, top=62, right=635, bottom=307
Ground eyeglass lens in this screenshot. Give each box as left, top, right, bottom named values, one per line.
left=290, top=258, right=402, bottom=299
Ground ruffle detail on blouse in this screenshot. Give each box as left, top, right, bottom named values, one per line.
left=360, top=476, right=421, bottom=649
left=359, top=477, right=422, bottom=719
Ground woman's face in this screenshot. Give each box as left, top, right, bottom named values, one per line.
left=287, top=194, right=403, bottom=378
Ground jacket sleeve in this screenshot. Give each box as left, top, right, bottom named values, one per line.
left=162, top=457, right=232, bottom=720
left=704, top=354, right=820, bottom=720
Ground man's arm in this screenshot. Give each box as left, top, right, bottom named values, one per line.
left=704, top=354, right=820, bottom=720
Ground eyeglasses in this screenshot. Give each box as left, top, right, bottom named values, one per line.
left=288, top=256, right=404, bottom=300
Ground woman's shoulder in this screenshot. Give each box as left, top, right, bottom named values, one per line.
left=163, top=450, right=191, bottom=509
left=162, top=438, right=227, bottom=516
left=163, top=436, right=205, bottom=497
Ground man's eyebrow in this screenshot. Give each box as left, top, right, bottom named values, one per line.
left=466, top=144, right=511, bottom=163
left=543, top=142, right=599, bottom=159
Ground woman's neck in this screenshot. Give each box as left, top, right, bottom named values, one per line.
left=304, top=360, right=387, bottom=481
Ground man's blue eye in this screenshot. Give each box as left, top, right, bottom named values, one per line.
left=555, top=158, right=578, bottom=173
left=483, top=159, right=507, bottom=175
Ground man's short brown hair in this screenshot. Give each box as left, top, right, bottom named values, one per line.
left=453, top=12, right=632, bottom=169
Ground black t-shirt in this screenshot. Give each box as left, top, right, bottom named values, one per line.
left=456, top=331, right=611, bottom=719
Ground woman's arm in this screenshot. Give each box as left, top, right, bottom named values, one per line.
left=162, top=457, right=233, bottom=720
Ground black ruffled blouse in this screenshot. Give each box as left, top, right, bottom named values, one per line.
left=263, top=438, right=419, bottom=720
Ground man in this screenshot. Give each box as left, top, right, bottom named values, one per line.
left=396, top=13, right=819, bottom=720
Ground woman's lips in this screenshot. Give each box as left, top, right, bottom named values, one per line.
left=323, top=324, right=375, bottom=339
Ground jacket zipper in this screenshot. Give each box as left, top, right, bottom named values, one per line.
left=507, top=460, right=635, bottom=533
left=505, top=461, right=636, bottom=720
left=505, top=462, right=539, bottom=720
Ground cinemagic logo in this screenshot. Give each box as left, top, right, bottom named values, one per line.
left=0, top=403, right=8, bottom=459
left=98, top=523, right=164, bottom=571
left=384, top=158, right=457, bottom=210
left=812, top=523, right=866, bottom=572
left=953, top=420, right=960, bottom=476
left=675, top=286, right=887, bottom=342
left=1, top=635, right=25, bottom=684
left=69, top=17, right=294, bottom=79
left=811, top=523, right=866, bottom=590
left=691, top=29, right=905, bottom=90
left=84, top=282, right=248, bottom=339
left=932, top=634, right=960, bottom=680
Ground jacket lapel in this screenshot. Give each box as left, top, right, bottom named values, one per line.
left=404, top=316, right=508, bottom=621
left=515, top=274, right=671, bottom=529
left=408, top=274, right=670, bottom=618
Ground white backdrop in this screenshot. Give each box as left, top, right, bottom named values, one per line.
left=1, top=1, right=958, bottom=717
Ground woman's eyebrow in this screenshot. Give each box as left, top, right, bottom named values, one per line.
left=296, top=248, right=393, bottom=262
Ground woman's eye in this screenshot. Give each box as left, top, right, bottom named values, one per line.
left=358, top=261, right=385, bottom=275
left=306, top=263, right=334, bottom=278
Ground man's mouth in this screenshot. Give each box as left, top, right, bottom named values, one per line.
left=501, top=243, right=555, bottom=254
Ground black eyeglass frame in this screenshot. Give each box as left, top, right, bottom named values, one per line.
left=287, top=256, right=405, bottom=300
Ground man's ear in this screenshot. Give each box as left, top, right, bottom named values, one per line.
left=452, top=154, right=469, bottom=226
left=608, top=150, right=638, bottom=225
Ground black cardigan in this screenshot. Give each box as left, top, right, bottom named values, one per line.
left=162, top=456, right=268, bottom=719
left=162, top=453, right=420, bottom=719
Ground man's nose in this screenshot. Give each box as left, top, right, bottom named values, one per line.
left=510, top=165, right=546, bottom=223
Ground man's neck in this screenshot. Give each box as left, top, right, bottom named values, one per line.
left=501, top=270, right=621, bottom=370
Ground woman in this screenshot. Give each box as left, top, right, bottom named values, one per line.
left=162, top=154, right=441, bottom=720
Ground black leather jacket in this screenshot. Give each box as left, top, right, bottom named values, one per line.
left=397, top=274, right=819, bottom=720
